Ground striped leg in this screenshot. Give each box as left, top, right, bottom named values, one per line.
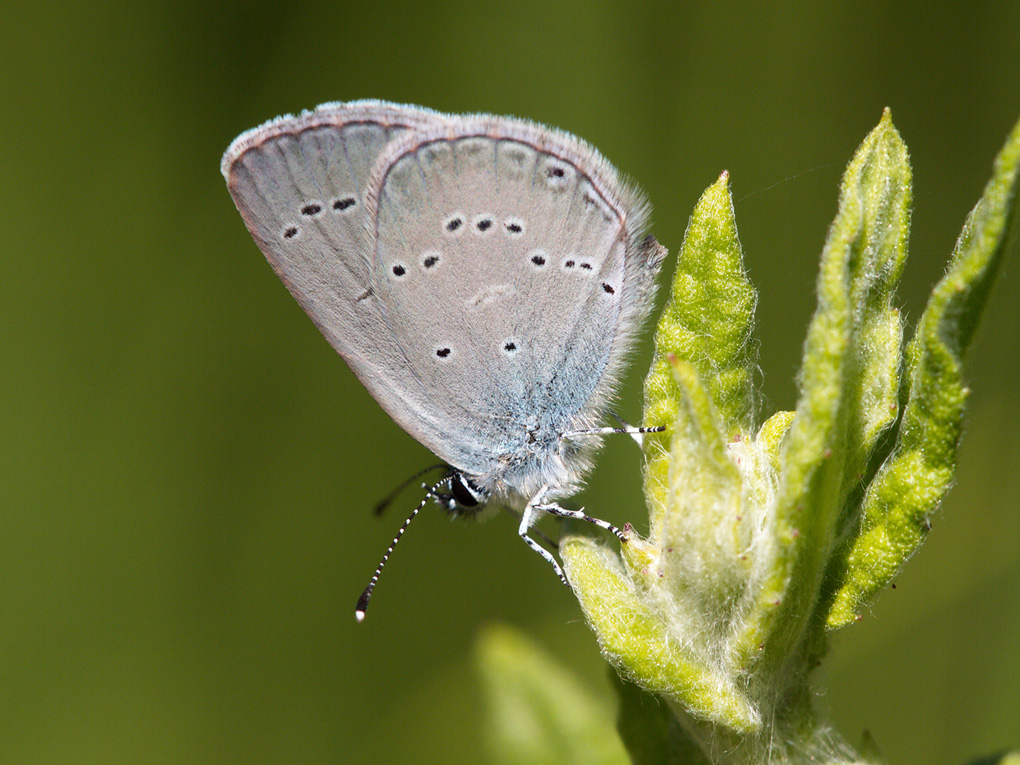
left=559, top=418, right=664, bottom=447
left=519, top=486, right=629, bottom=586
left=560, top=425, right=664, bottom=437
left=519, top=486, right=568, bottom=585
left=533, top=501, right=627, bottom=543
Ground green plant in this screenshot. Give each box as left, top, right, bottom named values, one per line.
left=479, top=110, right=1020, bottom=764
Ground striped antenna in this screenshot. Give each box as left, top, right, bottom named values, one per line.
left=356, top=476, right=449, bottom=622
left=372, top=463, right=448, bottom=516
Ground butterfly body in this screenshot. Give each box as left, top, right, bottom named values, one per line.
left=222, top=101, right=665, bottom=611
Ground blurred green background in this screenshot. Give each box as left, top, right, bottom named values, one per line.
left=3, top=0, right=1019, bottom=762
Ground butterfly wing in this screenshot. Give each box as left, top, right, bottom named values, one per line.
left=222, top=101, right=491, bottom=463
left=363, top=117, right=665, bottom=498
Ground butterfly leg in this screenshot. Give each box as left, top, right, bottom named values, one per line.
left=520, top=486, right=630, bottom=587
left=559, top=422, right=664, bottom=447
left=610, top=412, right=649, bottom=447
left=533, top=501, right=627, bottom=544
left=519, top=486, right=569, bottom=585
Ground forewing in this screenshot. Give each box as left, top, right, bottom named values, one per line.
left=364, top=118, right=662, bottom=481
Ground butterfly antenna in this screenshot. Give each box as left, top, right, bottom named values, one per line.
left=356, top=476, right=449, bottom=622
left=372, top=463, right=448, bottom=516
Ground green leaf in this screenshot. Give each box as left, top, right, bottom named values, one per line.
left=560, top=110, right=1018, bottom=762
left=730, top=110, right=912, bottom=675
left=560, top=536, right=759, bottom=733
left=650, top=357, right=749, bottom=613
left=644, top=172, right=757, bottom=538
left=827, top=113, right=1020, bottom=628
left=840, top=111, right=911, bottom=489
left=475, top=623, right=629, bottom=765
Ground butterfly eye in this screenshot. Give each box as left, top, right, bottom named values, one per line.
left=450, top=472, right=483, bottom=507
